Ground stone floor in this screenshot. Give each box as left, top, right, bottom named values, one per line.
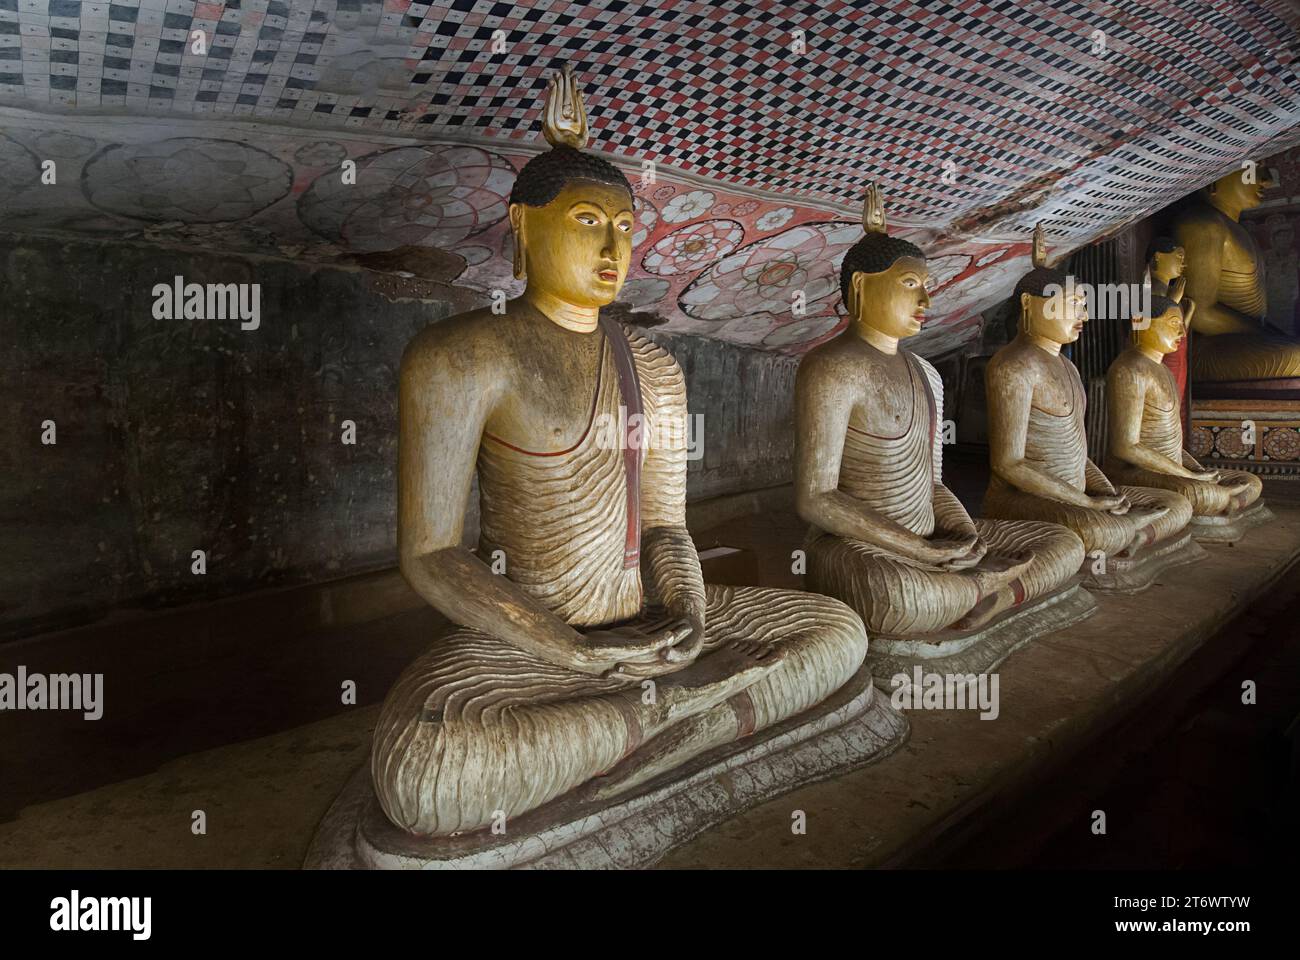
left=3, top=498, right=1300, bottom=868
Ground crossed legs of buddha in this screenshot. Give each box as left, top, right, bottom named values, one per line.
left=805, top=518, right=1085, bottom=637
left=372, top=584, right=867, bottom=836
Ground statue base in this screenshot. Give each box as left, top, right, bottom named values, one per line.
left=1084, top=529, right=1206, bottom=594
left=1190, top=397, right=1300, bottom=478
left=304, top=665, right=907, bottom=869
left=867, top=579, right=1097, bottom=687
left=1189, top=500, right=1274, bottom=544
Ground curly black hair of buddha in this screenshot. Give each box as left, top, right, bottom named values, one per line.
left=509, top=145, right=633, bottom=208
left=1145, top=235, right=1180, bottom=264
left=838, top=232, right=926, bottom=305
left=1145, top=294, right=1181, bottom=320
left=1014, top=265, right=1072, bottom=299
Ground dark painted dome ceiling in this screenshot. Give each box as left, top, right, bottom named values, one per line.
left=1, top=0, right=1298, bottom=354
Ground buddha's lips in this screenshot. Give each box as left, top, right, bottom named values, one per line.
left=597, top=269, right=618, bottom=282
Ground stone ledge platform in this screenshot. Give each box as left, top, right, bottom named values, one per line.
left=3, top=502, right=1299, bottom=869
left=653, top=501, right=1300, bottom=867
left=305, top=667, right=907, bottom=870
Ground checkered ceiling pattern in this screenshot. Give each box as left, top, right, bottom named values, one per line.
left=1, top=0, right=1299, bottom=354
left=4, top=0, right=1298, bottom=232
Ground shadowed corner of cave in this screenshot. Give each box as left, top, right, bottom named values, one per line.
left=1, top=0, right=1300, bottom=872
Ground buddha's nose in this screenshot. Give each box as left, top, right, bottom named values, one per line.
left=603, top=223, right=622, bottom=259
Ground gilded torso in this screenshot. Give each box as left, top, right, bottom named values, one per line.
left=998, top=348, right=1088, bottom=491
left=475, top=320, right=680, bottom=628
left=837, top=349, right=939, bottom=537
left=1136, top=354, right=1183, bottom=462
left=1218, top=216, right=1267, bottom=320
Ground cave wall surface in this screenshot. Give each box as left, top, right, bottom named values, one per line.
left=0, top=234, right=796, bottom=638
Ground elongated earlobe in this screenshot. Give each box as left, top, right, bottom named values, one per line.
left=509, top=205, right=526, bottom=281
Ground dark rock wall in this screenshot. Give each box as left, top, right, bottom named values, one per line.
left=0, top=235, right=796, bottom=639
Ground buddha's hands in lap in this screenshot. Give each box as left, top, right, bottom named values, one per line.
left=943, top=534, right=987, bottom=571
left=1218, top=475, right=1254, bottom=494
left=1090, top=493, right=1131, bottom=515
left=1194, top=468, right=1222, bottom=484
left=973, top=547, right=1034, bottom=582
left=1124, top=503, right=1169, bottom=527
left=919, top=535, right=981, bottom=570
left=580, top=618, right=698, bottom=679
left=662, top=612, right=706, bottom=665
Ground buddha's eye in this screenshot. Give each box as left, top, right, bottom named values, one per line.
left=575, top=212, right=599, bottom=225
left=617, top=220, right=632, bottom=232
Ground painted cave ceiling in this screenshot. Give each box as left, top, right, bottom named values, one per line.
left=0, top=0, right=1299, bottom=356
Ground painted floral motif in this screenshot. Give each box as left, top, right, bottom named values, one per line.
left=617, top=277, right=671, bottom=307
left=33, top=131, right=96, bottom=158
left=678, top=222, right=859, bottom=323
left=642, top=219, right=744, bottom=276
left=84, top=137, right=292, bottom=223
left=631, top=196, right=659, bottom=249
left=662, top=189, right=716, bottom=223
left=1213, top=426, right=1250, bottom=459
left=299, top=144, right=513, bottom=251
left=1263, top=426, right=1300, bottom=461
left=0, top=133, right=41, bottom=206
left=762, top=314, right=842, bottom=348
left=755, top=206, right=794, bottom=231
left=294, top=141, right=349, bottom=167
left=1189, top=426, right=1215, bottom=459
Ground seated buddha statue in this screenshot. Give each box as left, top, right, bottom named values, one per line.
left=1173, top=166, right=1300, bottom=384
left=982, top=225, right=1193, bottom=566
left=371, top=65, right=869, bottom=837
left=1146, top=236, right=1190, bottom=401
left=794, top=185, right=1085, bottom=638
left=1105, top=283, right=1263, bottom=521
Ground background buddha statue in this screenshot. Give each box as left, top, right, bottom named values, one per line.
left=982, top=225, right=1193, bottom=565
left=794, top=186, right=1084, bottom=638
left=1146, top=236, right=1190, bottom=402
left=371, top=65, right=869, bottom=838
left=1105, top=284, right=1263, bottom=521
left=1173, top=166, right=1298, bottom=383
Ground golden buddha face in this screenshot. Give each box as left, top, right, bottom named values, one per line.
left=1209, top=169, right=1265, bottom=213
left=1022, top=281, right=1089, bottom=345
left=850, top=256, right=930, bottom=340
left=1137, top=304, right=1185, bottom=356
left=509, top=179, right=634, bottom=307
left=1150, top=246, right=1184, bottom=282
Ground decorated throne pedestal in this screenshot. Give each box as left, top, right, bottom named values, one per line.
left=1191, top=382, right=1300, bottom=478
left=1188, top=384, right=1288, bottom=540
left=304, top=664, right=907, bottom=870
